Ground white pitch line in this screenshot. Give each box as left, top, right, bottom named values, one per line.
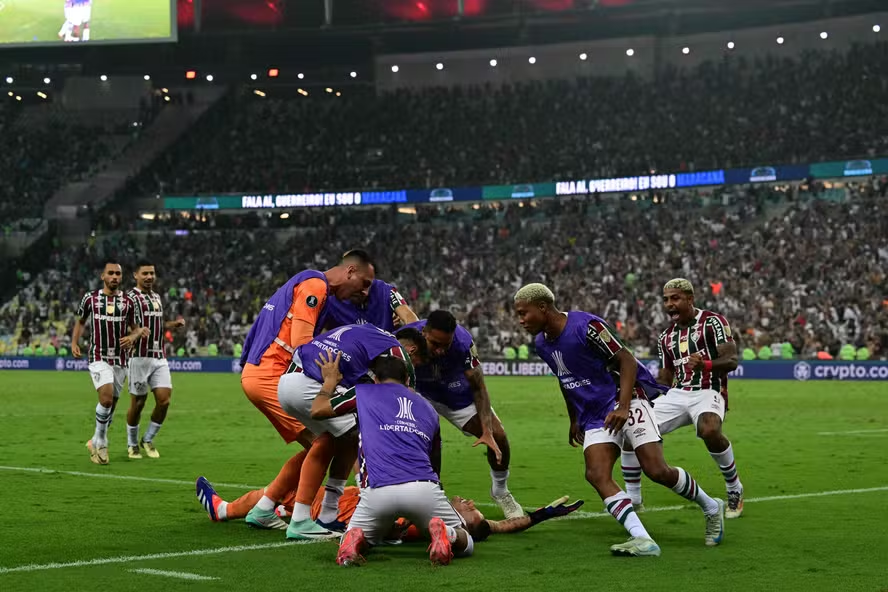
left=560, top=485, right=888, bottom=520
left=0, top=541, right=325, bottom=575
left=0, top=465, right=264, bottom=490
left=130, top=568, right=218, bottom=581
left=817, top=428, right=888, bottom=436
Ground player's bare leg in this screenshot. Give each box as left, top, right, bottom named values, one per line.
left=81, top=21, right=90, bottom=41
left=583, top=443, right=659, bottom=556
left=86, top=383, right=114, bottom=465
left=138, top=387, right=171, bottom=458
left=633, top=441, right=725, bottom=546
left=697, top=412, right=744, bottom=518
left=462, top=414, right=522, bottom=518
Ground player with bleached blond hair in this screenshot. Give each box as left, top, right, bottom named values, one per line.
left=620, top=278, right=745, bottom=519
left=513, top=283, right=725, bottom=556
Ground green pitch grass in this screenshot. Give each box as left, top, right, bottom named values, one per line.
left=0, top=372, right=886, bottom=591
left=0, top=0, right=171, bottom=45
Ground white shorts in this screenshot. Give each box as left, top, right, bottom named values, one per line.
left=128, top=358, right=172, bottom=396
left=583, top=399, right=662, bottom=450
left=88, top=361, right=127, bottom=398
left=346, top=481, right=465, bottom=546
left=427, top=400, right=499, bottom=436
left=68, top=5, right=91, bottom=26
left=277, top=355, right=356, bottom=438
left=652, top=388, right=726, bottom=435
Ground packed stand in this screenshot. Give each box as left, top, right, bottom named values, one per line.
left=129, top=42, right=888, bottom=197
left=2, top=179, right=886, bottom=360
left=0, top=106, right=114, bottom=226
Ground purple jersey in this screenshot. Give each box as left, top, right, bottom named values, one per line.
left=293, top=324, right=411, bottom=388
left=337, top=382, right=440, bottom=489
left=322, top=279, right=408, bottom=334
left=241, top=270, right=328, bottom=367
left=534, top=311, right=665, bottom=431
left=405, top=320, right=481, bottom=410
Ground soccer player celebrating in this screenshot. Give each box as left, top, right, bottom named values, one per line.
left=310, top=350, right=473, bottom=567
left=514, top=283, right=726, bottom=556
left=272, top=323, right=418, bottom=540
left=621, top=278, right=745, bottom=518
left=323, top=251, right=419, bottom=332
left=72, top=260, right=145, bottom=465
left=397, top=312, right=524, bottom=519
left=125, top=260, right=185, bottom=459
left=237, top=251, right=375, bottom=530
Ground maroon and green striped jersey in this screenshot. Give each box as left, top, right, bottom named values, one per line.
left=657, top=309, right=735, bottom=393
left=127, top=288, right=166, bottom=359
left=76, top=290, right=133, bottom=366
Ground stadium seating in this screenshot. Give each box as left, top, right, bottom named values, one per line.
left=128, top=42, right=888, bottom=195
left=2, top=179, right=885, bottom=359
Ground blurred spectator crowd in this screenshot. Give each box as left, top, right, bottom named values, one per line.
left=130, top=42, right=888, bottom=196
left=3, top=178, right=886, bottom=359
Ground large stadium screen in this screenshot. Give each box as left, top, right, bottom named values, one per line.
left=0, top=0, right=176, bottom=47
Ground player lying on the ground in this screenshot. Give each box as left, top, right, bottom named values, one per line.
left=197, top=480, right=584, bottom=544
left=514, top=283, right=726, bottom=557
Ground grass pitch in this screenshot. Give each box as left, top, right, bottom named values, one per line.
left=0, top=372, right=886, bottom=591
left=0, top=0, right=171, bottom=45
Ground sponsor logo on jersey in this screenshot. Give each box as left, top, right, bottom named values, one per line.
left=552, top=350, right=571, bottom=377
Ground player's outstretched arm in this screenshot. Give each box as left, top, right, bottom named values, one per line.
left=465, top=365, right=502, bottom=463
left=488, top=496, right=584, bottom=535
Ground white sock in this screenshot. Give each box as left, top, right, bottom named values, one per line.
left=621, top=450, right=643, bottom=504
left=58, top=21, right=72, bottom=36
left=291, top=502, right=311, bottom=522
left=445, top=524, right=457, bottom=543
left=256, top=495, right=276, bottom=512
left=142, top=421, right=162, bottom=443
left=710, top=444, right=742, bottom=493
left=604, top=492, right=650, bottom=539
left=82, top=27, right=90, bottom=41
left=672, top=467, right=719, bottom=515
left=217, top=501, right=229, bottom=521
left=490, top=469, right=510, bottom=497
left=93, top=403, right=112, bottom=445
left=126, top=424, right=139, bottom=447
left=319, top=478, right=347, bottom=523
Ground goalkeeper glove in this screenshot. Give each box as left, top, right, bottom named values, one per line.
left=528, top=495, right=584, bottom=525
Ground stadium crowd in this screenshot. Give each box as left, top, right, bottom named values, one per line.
left=2, top=179, right=886, bottom=359
left=0, top=105, right=113, bottom=226
left=129, top=42, right=888, bottom=196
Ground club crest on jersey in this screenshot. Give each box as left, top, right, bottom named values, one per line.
left=551, top=350, right=571, bottom=377
left=306, top=295, right=319, bottom=308
left=396, top=396, right=416, bottom=422
left=690, top=330, right=700, bottom=344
